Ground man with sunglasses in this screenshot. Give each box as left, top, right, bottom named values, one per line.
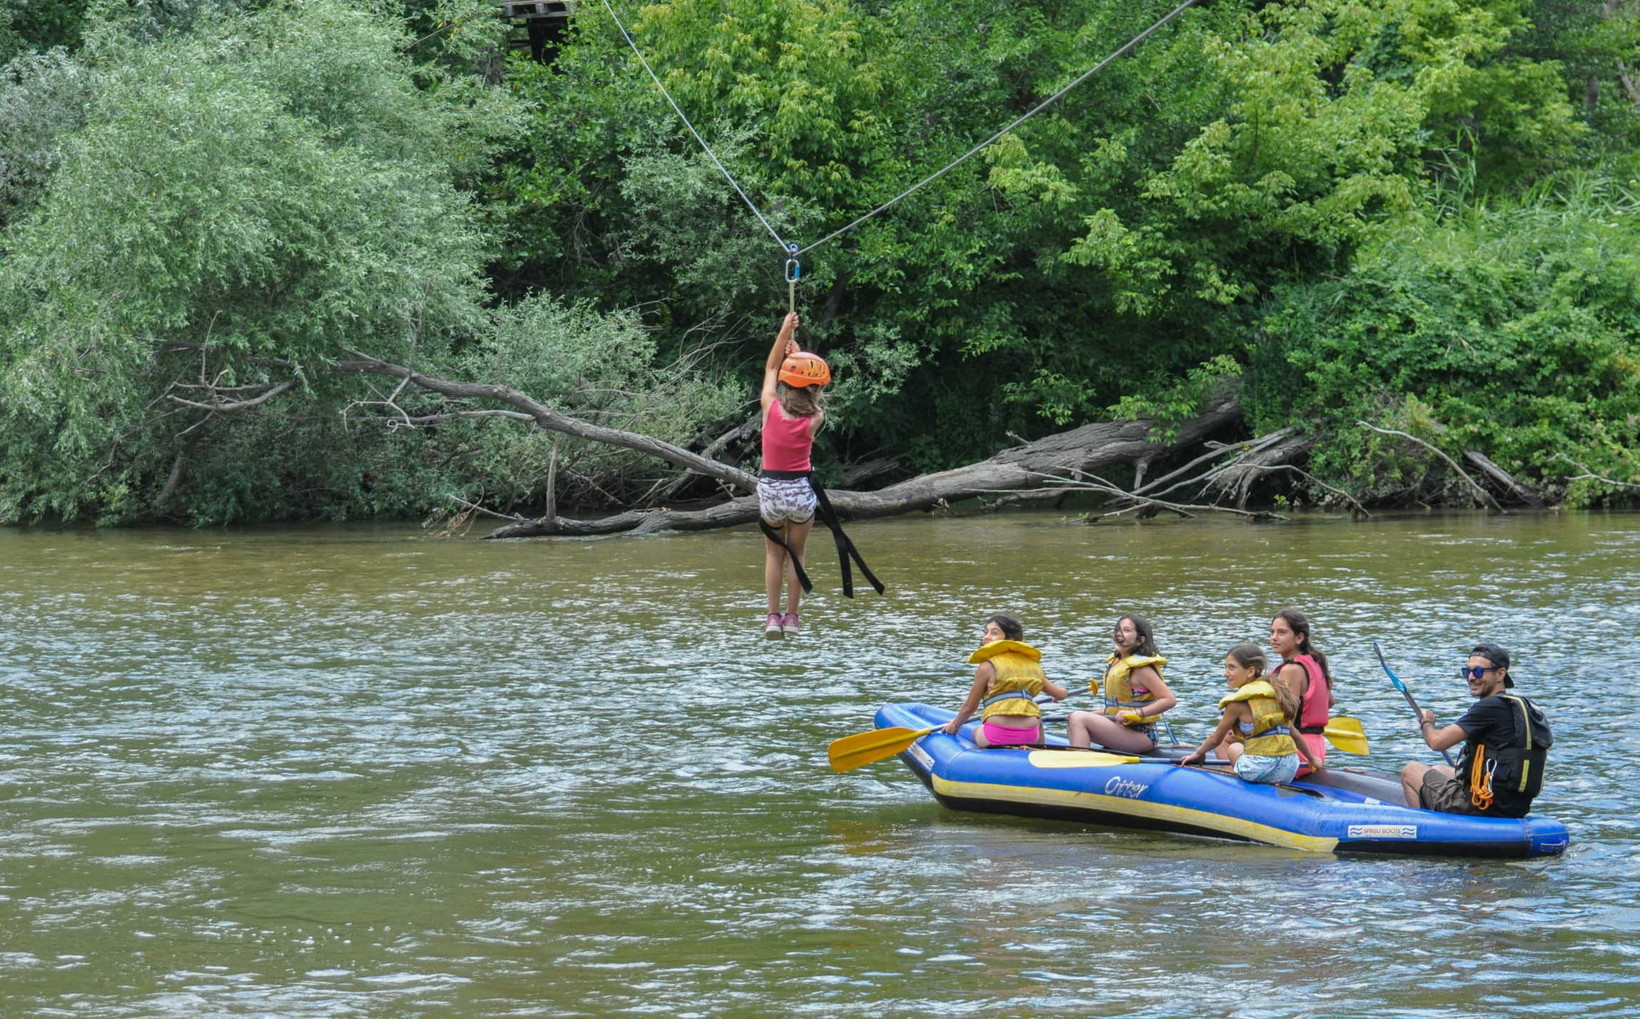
left=1399, top=643, right=1553, bottom=817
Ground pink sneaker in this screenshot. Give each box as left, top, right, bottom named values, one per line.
left=780, top=612, right=801, bottom=636
left=764, top=613, right=784, bottom=639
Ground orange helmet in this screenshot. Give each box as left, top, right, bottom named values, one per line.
left=779, top=351, right=831, bottom=388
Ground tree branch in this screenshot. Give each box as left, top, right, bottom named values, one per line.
left=1356, top=421, right=1503, bottom=510
left=167, top=378, right=298, bottom=412
left=332, top=351, right=757, bottom=492
left=1463, top=451, right=1544, bottom=507
left=1551, top=452, right=1640, bottom=491
left=1228, top=463, right=1372, bottom=517
left=1038, top=470, right=1287, bottom=522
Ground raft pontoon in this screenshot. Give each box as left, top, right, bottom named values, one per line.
left=876, top=702, right=1569, bottom=858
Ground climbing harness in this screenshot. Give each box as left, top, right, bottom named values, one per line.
left=757, top=472, right=884, bottom=598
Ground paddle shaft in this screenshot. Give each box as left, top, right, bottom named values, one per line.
left=1373, top=641, right=1456, bottom=766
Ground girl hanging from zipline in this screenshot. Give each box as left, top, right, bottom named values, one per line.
left=755, top=311, right=884, bottom=639
left=758, top=311, right=828, bottom=638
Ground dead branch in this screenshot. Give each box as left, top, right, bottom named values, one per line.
left=167, top=378, right=297, bottom=412
left=1551, top=452, right=1640, bottom=491
left=977, top=489, right=1068, bottom=511
left=1131, top=429, right=1291, bottom=497
left=1356, top=421, right=1503, bottom=511
left=643, top=408, right=761, bottom=506
left=483, top=384, right=1249, bottom=538
left=382, top=409, right=536, bottom=427
left=1198, top=431, right=1316, bottom=507
left=1040, top=470, right=1287, bottom=522
left=1140, top=429, right=1299, bottom=502
left=1227, top=464, right=1372, bottom=517
left=447, top=494, right=526, bottom=522
left=1463, top=451, right=1545, bottom=507
left=332, top=351, right=756, bottom=493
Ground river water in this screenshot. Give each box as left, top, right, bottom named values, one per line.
left=2, top=511, right=1636, bottom=1016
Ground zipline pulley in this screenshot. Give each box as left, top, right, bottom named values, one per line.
left=785, top=244, right=801, bottom=313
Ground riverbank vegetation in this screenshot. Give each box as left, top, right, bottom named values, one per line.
left=1, top=0, right=1637, bottom=527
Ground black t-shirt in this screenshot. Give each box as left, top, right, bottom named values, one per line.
left=1454, top=694, right=1552, bottom=818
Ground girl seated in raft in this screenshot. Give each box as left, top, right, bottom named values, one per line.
left=1067, top=613, right=1178, bottom=754
left=1180, top=643, right=1324, bottom=782
left=942, top=615, right=1069, bottom=747
left=1269, top=607, right=1336, bottom=776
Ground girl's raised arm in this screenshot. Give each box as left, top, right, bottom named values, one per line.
left=760, top=312, right=801, bottom=410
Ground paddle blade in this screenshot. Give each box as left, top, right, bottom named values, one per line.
left=1027, top=750, right=1142, bottom=769
left=828, top=725, right=936, bottom=772
left=1322, top=716, right=1370, bottom=755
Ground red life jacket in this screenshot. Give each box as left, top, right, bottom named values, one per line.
left=1289, top=653, right=1329, bottom=733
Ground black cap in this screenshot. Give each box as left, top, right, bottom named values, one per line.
left=1471, top=642, right=1513, bottom=687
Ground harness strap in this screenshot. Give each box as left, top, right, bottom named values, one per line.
left=982, top=689, right=1039, bottom=709
left=758, top=518, right=814, bottom=595
left=1104, top=697, right=1152, bottom=710
left=758, top=471, right=885, bottom=598
left=808, top=474, right=885, bottom=598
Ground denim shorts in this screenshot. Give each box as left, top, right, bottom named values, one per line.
left=758, top=475, right=816, bottom=525
left=1234, top=752, right=1300, bottom=785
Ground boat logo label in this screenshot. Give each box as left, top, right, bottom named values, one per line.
left=909, top=744, right=934, bottom=769
left=1104, top=776, right=1149, bottom=799
left=1346, top=824, right=1418, bottom=839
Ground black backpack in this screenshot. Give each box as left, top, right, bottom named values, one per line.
left=1488, top=694, right=1552, bottom=799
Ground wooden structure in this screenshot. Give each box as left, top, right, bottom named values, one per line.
left=498, top=1, right=574, bottom=64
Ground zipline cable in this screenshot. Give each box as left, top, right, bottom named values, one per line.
left=600, top=0, right=793, bottom=253
left=601, top=0, right=1202, bottom=262
left=791, top=0, right=1204, bottom=258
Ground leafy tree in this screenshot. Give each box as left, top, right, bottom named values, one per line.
left=1251, top=176, right=1640, bottom=505
left=0, top=0, right=511, bottom=522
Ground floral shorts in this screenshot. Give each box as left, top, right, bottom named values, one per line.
left=1234, top=752, right=1300, bottom=785
left=758, top=475, right=816, bottom=525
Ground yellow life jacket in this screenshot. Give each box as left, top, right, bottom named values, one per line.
left=1218, top=680, right=1297, bottom=757
left=969, top=640, right=1046, bottom=720
left=1093, top=653, right=1167, bottom=726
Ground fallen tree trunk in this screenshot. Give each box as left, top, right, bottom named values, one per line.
left=484, top=387, right=1246, bottom=538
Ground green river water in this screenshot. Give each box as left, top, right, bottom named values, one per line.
left=2, top=511, right=1637, bottom=1016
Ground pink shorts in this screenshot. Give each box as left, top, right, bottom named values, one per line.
left=981, top=721, right=1041, bottom=747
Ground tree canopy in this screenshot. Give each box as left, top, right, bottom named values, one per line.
left=1, top=0, right=1637, bottom=524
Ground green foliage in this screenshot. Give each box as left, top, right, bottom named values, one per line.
left=1519, top=0, right=1640, bottom=179
left=0, top=48, right=93, bottom=227
left=3, top=0, right=1636, bottom=522
left=0, top=0, right=509, bottom=522
left=440, top=295, right=744, bottom=511
left=1107, top=353, right=1243, bottom=439
left=0, top=0, right=88, bottom=61
left=1252, top=177, right=1640, bottom=505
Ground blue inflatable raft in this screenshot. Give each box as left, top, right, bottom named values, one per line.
left=876, top=702, right=1569, bottom=859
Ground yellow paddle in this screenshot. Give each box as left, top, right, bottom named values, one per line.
left=828, top=725, right=940, bottom=772
left=1322, top=716, right=1370, bottom=755
left=828, top=725, right=1145, bottom=773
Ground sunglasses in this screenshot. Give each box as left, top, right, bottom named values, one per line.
left=1459, top=665, right=1499, bottom=680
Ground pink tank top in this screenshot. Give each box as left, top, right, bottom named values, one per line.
left=761, top=402, right=814, bottom=472
left=1291, top=654, right=1329, bottom=731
